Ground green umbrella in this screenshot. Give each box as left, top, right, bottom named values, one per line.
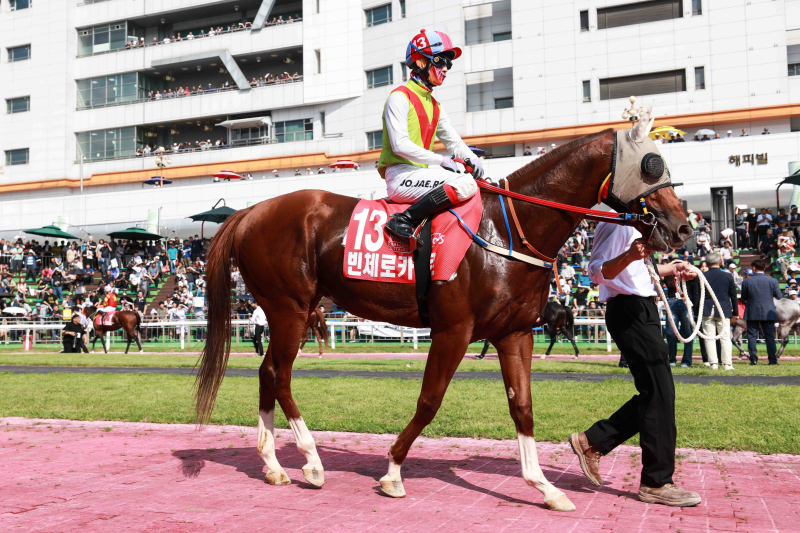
left=188, top=206, right=237, bottom=224
left=108, top=227, right=164, bottom=240
left=188, top=205, right=237, bottom=238
left=24, top=225, right=79, bottom=240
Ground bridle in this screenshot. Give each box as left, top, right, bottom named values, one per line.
left=450, top=156, right=660, bottom=267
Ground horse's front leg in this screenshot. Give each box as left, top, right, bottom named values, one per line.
left=379, top=327, right=470, bottom=498
left=495, top=331, right=575, bottom=512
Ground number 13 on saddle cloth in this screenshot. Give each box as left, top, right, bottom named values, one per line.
left=343, top=194, right=482, bottom=283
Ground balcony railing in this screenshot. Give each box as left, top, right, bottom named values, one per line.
left=74, top=136, right=284, bottom=164
left=76, top=75, right=303, bottom=111
left=76, top=19, right=302, bottom=58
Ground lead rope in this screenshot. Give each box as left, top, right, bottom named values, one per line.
left=645, top=258, right=726, bottom=342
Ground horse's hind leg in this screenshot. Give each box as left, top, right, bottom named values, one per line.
left=270, top=311, right=325, bottom=487
left=545, top=331, right=557, bottom=356
left=495, top=331, right=575, bottom=512
left=313, top=326, right=323, bottom=357
left=380, top=328, right=470, bottom=498
left=257, top=343, right=291, bottom=486
left=565, top=328, right=580, bottom=358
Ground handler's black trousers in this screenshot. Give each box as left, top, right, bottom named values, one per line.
left=253, top=325, right=265, bottom=356
left=585, top=295, right=676, bottom=488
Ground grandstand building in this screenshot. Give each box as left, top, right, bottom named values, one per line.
left=2, top=0, right=800, bottom=236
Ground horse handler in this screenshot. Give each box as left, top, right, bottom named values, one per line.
left=569, top=221, right=702, bottom=507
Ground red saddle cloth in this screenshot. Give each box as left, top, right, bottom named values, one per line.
left=343, top=194, right=482, bottom=283
left=95, top=311, right=116, bottom=327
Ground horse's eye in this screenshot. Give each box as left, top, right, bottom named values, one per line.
left=640, top=153, right=665, bottom=180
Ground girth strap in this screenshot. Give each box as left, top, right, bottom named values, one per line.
left=501, top=179, right=557, bottom=264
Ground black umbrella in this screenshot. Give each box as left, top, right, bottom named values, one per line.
left=467, top=145, right=486, bottom=156
left=143, top=176, right=173, bottom=187
left=776, top=169, right=800, bottom=210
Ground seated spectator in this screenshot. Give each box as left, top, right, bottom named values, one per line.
left=187, top=32, right=195, bottom=40
left=152, top=37, right=160, bottom=46
left=759, top=228, right=777, bottom=256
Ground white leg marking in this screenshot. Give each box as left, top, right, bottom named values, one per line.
left=258, top=409, right=290, bottom=485
left=378, top=459, right=406, bottom=497
left=289, top=417, right=325, bottom=486
left=517, top=433, right=575, bottom=511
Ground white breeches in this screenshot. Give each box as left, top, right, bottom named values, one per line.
left=385, top=164, right=478, bottom=203
left=101, top=306, right=115, bottom=313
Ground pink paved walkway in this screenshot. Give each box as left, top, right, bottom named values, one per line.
left=2, top=419, right=799, bottom=532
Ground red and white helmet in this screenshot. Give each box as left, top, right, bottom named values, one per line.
left=405, top=29, right=462, bottom=68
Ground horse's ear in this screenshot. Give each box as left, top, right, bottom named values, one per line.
left=632, top=101, right=655, bottom=142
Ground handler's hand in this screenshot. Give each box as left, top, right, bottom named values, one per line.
left=626, top=238, right=653, bottom=261
left=730, top=316, right=738, bottom=327
left=673, top=261, right=698, bottom=281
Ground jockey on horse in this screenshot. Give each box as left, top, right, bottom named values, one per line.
left=97, top=285, right=118, bottom=321
left=382, top=29, right=485, bottom=241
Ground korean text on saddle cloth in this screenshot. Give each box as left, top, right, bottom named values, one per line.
left=343, top=194, right=482, bottom=284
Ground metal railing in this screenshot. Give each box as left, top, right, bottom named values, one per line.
left=74, top=136, right=281, bottom=165
left=76, top=76, right=303, bottom=111
left=76, top=19, right=303, bottom=58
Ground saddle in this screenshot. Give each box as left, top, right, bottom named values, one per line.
left=343, top=195, right=483, bottom=326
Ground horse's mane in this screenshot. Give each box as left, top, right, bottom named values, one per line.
left=505, top=128, right=614, bottom=182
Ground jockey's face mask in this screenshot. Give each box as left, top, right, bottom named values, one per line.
left=602, top=127, right=672, bottom=213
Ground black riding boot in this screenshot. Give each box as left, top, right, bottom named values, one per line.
left=385, top=186, right=455, bottom=241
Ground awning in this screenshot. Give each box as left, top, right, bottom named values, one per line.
left=216, top=116, right=272, bottom=129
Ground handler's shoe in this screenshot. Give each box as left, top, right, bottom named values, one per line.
left=569, top=432, right=602, bottom=486
left=638, top=483, right=701, bottom=507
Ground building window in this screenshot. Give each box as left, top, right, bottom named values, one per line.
left=6, top=96, right=30, bottom=114
left=695, top=66, right=705, bottom=90
left=320, top=111, right=326, bottom=136
left=467, top=67, right=514, bottom=112
left=5, top=148, right=29, bottom=166
left=494, top=97, right=513, bottom=109
left=10, top=0, right=31, bottom=11
left=275, top=119, right=313, bottom=143
left=367, top=66, right=393, bottom=89
left=582, top=80, right=591, bottom=102
left=791, top=118, right=800, bottom=132
left=367, top=131, right=383, bottom=150
left=482, top=144, right=515, bottom=159
left=77, top=23, right=129, bottom=56
left=77, top=73, right=139, bottom=109
left=366, top=4, right=392, bottom=27
left=789, top=64, right=800, bottom=76
left=314, top=49, right=321, bottom=74
left=230, top=126, right=269, bottom=143
left=692, top=0, right=702, bottom=15
left=599, top=68, right=686, bottom=100
left=400, top=0, right=405, bottom=18
left=401, top=63, right=408, bottom=82
left=597, top=0, right=682, bottom=30
left=580, top=10, right=589, bottom=32
left=316, top=0, right=320, bottom=14
left=465, top=0, right=511, bottom=46
left=76, top=127, right=138, bottom=161
left=7, top=44, right=30, bottom=62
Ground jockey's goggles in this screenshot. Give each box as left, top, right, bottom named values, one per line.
left=431, top=54, right=453, bottom=69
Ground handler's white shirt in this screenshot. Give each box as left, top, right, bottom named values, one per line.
left=587, top=222, right=656, bottom=302
left=250, top=306, right=267, bottom=326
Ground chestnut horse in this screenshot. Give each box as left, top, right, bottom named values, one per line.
left=298, top=307, right=329, bottom=356
left=195, top=114, right=691, bottom=511
left=85, top=305, right=143, bottom=353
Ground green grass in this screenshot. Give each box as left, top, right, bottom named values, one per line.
left=2, top=352, right=799, bottom=376
left=1, top=373, right=798, bottom=454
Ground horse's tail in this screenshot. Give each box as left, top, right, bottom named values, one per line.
left=563, top=304, right=575, bottom=333
left=317, top=308, right=329, bottom=347
left=195, top=208, right=251, bottom=425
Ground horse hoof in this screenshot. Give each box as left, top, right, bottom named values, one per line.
left=379, top=478, right=406, bottom=498
left=266, top=470, right=291, bottom=486
left=139, top=350, right=144, bottom=354
left=540, top=354, right=546, bottom=360
left=545, top=494, right=576, bottom=512
left=302, top=465, right=325, bottom=487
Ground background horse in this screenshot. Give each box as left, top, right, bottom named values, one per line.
left=541, top=302, right=579, bottom=358
left=298, top=307, right=329, bottom=356
left=732, top=298, right=800, bottom=358
left=195, top=107, right=691, bottom=511
left=85, top=305, right=143, bottom=354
